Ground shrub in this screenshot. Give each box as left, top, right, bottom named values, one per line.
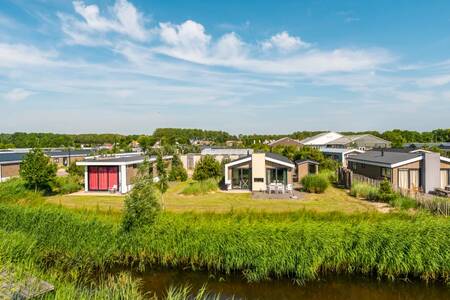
left=168, top=154, right=188, bottom=182
left=301, top=174, right=329, bottom=193
left=67, top=162, right=84, bottom=177
left=319, top=169, right=337, bottom=183
left=20, top=148, right=57, bottom=192
left=192, top=155, right=221, bottom=181
left=156, top=153, right=168, bottom=194
left=389, top=195, right=417, bottom=210
left=0, top=178, right=42, bottom=203
left=122, top=178, right=161, bottom=231
left=350, top=182, right=380, bottom=200
left=53, top=176, right=82, bottom=195
left=379, top=178, right=393, bottom=194
left=181, top=179, right=218, bottom=195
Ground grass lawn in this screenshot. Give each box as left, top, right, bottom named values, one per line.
left=46, top=181, right=376, bottom=214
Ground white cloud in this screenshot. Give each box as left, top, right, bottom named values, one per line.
left=60, top=0, right=148, bottom=45
left=158, top=20, right=211, bottom=61
left=0, top=43, right=56, bottom=67
left=4, top=88, right=34, bottom=102
left=261, top=31, right=310, bottom=53
left=213, top=32, right=246, bottom=60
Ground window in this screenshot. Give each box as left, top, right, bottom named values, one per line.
left=266, top=168, right=287, bottom=185
left=398, top=169, right=420, bottom=190
left=398, top=170, right=409, bottom=190
left=254, top=178, right=264, bottom=182
left=381, top=168, right=392, bottom=180
left=441, top=169, right=450, bottom=188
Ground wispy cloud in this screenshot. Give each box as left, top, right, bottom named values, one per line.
left=3, top=88, right=34, bottom=102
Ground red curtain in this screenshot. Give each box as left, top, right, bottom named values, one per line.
left=98, top=167, right=108, bottom=190
left=107, top=167, right=118, bottom=189
left=88, top=167, right=98, bottom=190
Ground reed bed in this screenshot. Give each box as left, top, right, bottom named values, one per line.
left=0, top=203, right=449, bottom=286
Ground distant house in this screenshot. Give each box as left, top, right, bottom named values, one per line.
left=268, top=137, right=303, bottom=148
left=44, top=149, right=92, bottom=167
left=0, top=152, right=26, bottom=182
left=224, top=152, right=295, bottom=191
left=299, top=132, right=344, bottom=148
left=180, top=147, right=253, bottom=177
left=76, top=153, right=172, bottom=194
left=347, top=150, right=450, bottom=193
left=326, top=134, right=391, bottom=150
left=225, top=140, right=243, bottom=147
left=320, top=148, right=365, bottom=167
left=295, top=160, right=319, bottom=182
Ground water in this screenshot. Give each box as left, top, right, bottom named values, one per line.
left=134, top=269, right=450, bottom=300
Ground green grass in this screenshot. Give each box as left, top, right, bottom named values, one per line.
left=44, top=182, right=375, bottom=214
left=0, top=203, right=449, bottom=285
left=0, top=178, right=43, bottom=204
left=180, top=179, right=219, bottom=195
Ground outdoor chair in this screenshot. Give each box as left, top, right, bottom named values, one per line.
left=109, top=185, right=117, bottom=193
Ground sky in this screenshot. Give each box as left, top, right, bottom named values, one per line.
left=1, top=0, right=450, bottom=134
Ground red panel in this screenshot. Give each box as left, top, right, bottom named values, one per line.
left=88, top=167, right=98, bottom=190
left=107, top=167, right=118, bottom=190
left=98, top=167, right=108, bottom=190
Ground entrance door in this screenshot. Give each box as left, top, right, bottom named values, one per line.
left=231, top=168, right=251, bottom=189
left=88, top=166, right=119, bottom=191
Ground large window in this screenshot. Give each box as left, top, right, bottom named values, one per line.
left=398, top=169, right=420, bottom=190
left=232, top=168, right=251, bottom=189
left=441, top=169, right=450, bottom=188
left=266, top=168, right=287, bottom=185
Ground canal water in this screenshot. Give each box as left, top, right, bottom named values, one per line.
left=135, top=269, right=450, bottom=300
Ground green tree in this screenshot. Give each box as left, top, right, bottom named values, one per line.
left=156, top=153, right=169, bottom=193
left=168, top=154, right=188, bottom=182
left=122, top=178, right=160, bottom=231
left=67, top=162, right=84, bottom=177
left=192, top=155, right=221, bottom=180
left=19, top=148, right=57, bottom=192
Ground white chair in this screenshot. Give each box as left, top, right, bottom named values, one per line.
left=109, top=185, right=117, bottom=193
left=286, top=184, right=293, bottom=194
left=269, top=184, right=276, bottom=194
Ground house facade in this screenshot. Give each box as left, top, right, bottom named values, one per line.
left=224, top=153, right=295, bottom=191
left=0, top=152, right=26, bottom=182
left=347, top=150, right=450, bottom=193
left=76, top=154, right=172, bottom=194
left=320, top=148, right=364, bottom=167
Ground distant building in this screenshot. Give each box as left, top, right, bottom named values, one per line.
left=326, top=134, right=391, bottom=150
left=299, top=132, right=344, bottom=148
left=268, top=137, right=303, bottom=148
left=320, top=148, right=364, bottom=167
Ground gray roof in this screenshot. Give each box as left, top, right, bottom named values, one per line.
left=320, top=148, right=363, bottom=154
left=0, top=152, right=26, bottom=164
left=81, top=155, right=145, bottom=163
left=295, top=159, right=319, bottom=165
left=298, top=132, right=329, bottom=144
left=347, top=151, right=422, bottom=165
left=44, top=149, right=93, bottom=157
left=200, top=148, right=253, bottom=156
left=265, top=152, right=294, bottom=164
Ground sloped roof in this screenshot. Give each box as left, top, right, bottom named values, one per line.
left=265, top=152, right=294, bottom=165
left=347, top=151, right=422, bottom=167
left=299, top=132, right=344, bottom=146
left=295, top=159, right=319, bottom=165
left=268, top=137, right=302, bottom=147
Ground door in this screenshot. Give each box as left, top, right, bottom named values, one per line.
left=441, top=170, right=449, bottom=188
left=107, top=167, right=118, bottom=190
left=88, top=166, right=99, bottom=190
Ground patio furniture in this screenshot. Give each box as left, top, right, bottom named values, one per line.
left=268, top=184, right=276, bottom=194
left=286, top=184, right=293, bottom=194
left=276, top=183, right=284, bottom=194
left=108, top=185, right=117, bottom=193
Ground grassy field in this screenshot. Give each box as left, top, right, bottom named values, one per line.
left=46, top=181, right=375, bottom=214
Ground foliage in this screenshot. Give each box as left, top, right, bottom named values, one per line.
left=168, top=155, right=188, bottom=182
left=19, top=148, right=57, bottom=192
left=156, top=153, right=169, bottom=193
left=0, top=178, right=42, bottom=203
left=181, top=179, right=219, bottom=195
left=350, top=182, right=380, bottom=200
left=67, top=162, right=84, bottom=177
left=301, top=174, right=329, bottom=193
left=379, top=178, right=393, bottom=194
left=0, top=204, right=449, bottom=285
left=192, top=155, right=221, bottom=181
left=53, top=175, right=83, bottom=194
left=122, top=178, right=161, bottom=232
left=153, top=128, right=235, bottom=145
left=319, top=169, right=337, bottom=183
left=389, top=196, right=417, bottom=210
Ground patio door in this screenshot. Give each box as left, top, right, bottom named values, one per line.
left=398, top=170, right=409, bottom=190
left=266, top=168, right=287, bottom=185
left=231, top=168, right=251, bottom=189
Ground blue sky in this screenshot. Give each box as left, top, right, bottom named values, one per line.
left=1, top=0, right=450, bottom=134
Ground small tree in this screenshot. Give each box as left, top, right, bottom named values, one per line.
left=67, top=162, right=84, bottom=177
left=122, top=178, right=160, bottom=232
left=168, top=154, right=188, bottom=182
left=156, top=153, right=169, bottom=193
left=192, top=155, right=221, bottom=181
left=20, top=148, right=57, bottom=192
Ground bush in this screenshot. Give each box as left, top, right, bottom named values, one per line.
left=319, top=169, right=337, bottom=183
left=168, top=154, right=188, bottom=182
left=0, top=178, right=42, bottom=203
left=181, top=179, right=218, bottom=195
left=350, top=182, right=380, bottom=200
left=67, top=162, right=84, bottom=177
left=301, top=174, right=329, bottom=193
left=389, top=195, right=417, bottom=210
left=53, top=176, right=82, bottom=195
left=379, top=178, right=393, bottom=194
left=192, top=155, right=221, bottom=181
left=122, top=178, right=160, bottom=231
left=20, top=148, right=57, bottom=192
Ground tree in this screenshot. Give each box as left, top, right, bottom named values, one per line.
left=67, top=162, right=84, bottom=177
left=156, top=153, right=169, bottom=193
left=192, top=155, right=221, bottom=180
left=122, top=178, right=160, bottom=232
left=20, top=148, right=57, bottom=192
left=168, top=154, right=188, bottom=182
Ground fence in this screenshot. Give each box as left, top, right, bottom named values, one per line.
left=413, top=193, right=450, bottom=217
left=337, top=168, right=382, bottom=189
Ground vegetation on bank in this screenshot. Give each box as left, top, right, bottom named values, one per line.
left=181, top=179, right=219, bottom=195
left=0, top=202, right=449, bottom=287
left=301, top=174, right=329, bottom=193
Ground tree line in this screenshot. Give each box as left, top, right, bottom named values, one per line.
left=1, top=128, right=449, bottom=150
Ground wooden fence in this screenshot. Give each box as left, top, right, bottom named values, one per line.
left=337, top=168, right=382, bottom=189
